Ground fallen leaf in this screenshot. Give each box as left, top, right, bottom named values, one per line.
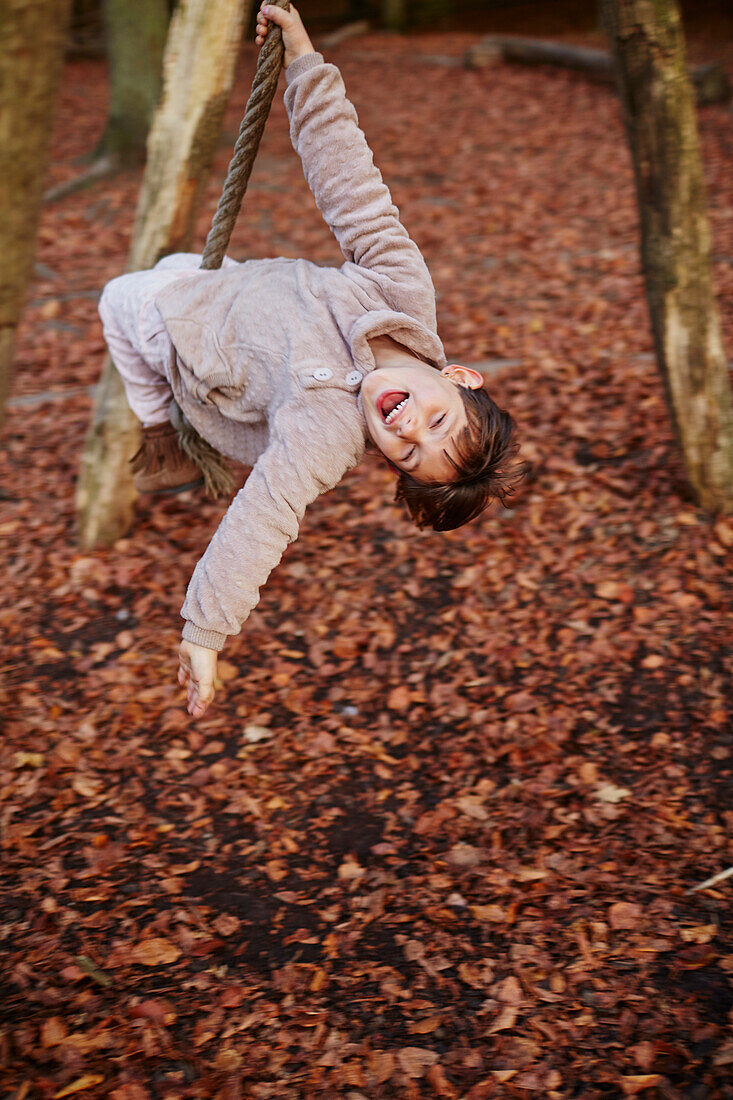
left=487, top=1004, right=518, bottom=1033
left=397, top=1047, right=439, bottom=1078
left=680, top=924, right=717, bottom=944
left=41, top=1017, right=67, bottom=1047
left=620, top=1075, right=665, bottom=1095
left=13, top=752, right=44, bottom=769
left=608, top=902, right=643, bottom=930
left=244, top=724, right=272, bottom=743
left=53, top=1077, right=105, bottom=1098
left=596, top=783, right=632, bottom=803
left=387, top=684, right=411, bottom=710
left=129, top=938, right=181, bottom=967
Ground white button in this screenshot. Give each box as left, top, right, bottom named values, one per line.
left=345, top=371, right=363, bottom=386
left=313, top=367, right=332, bottom=381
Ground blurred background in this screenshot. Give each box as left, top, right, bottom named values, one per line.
left=66, top=0, right=733, bottom=47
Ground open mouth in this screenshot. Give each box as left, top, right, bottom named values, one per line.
left=378, top=390, right=409, bottom=424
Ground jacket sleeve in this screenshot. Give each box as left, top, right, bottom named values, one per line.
left=284, top=54, right=437, bottom=329
left=180, top=395, right=364, bottom=650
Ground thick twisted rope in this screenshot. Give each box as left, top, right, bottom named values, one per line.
left=173, top=0, right=290, bottom=496
left=200, top=0, right=291, bottom=270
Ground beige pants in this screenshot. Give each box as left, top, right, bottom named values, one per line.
left=98, top=253, right=236, bottom=425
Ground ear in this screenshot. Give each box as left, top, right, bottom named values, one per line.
left=441, top=364, right=484, bottom=390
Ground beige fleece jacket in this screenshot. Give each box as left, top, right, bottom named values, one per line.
left=154, top=53, right=447, bottom=650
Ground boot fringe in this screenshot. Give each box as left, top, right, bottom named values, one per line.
left=130, top=430, right=187, bottom=477
left=169, top=400, right=236, bottom=498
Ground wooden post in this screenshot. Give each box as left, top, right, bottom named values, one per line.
left=76, top=0, right=253, bottom=548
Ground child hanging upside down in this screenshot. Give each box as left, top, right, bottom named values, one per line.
left=98, top=3, right=524, bottom=719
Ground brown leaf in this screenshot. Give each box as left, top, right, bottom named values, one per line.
left=596, top=783, right=632, bottom=803
left=495, top=975, right=523, bottom=1004
left=13, top=752, right=44, bottom=769
left=397, top=1047, right=439, bottom=1078
left=368, top=1050, right=395, bottom=1084
left=53, top=1077, right=105, bottom=1098
left=337, top=858, right=365, bottom=880
left=455, top=797, right=489, bottom=821
left=595, top=581, right=633, bottom=602
left=265, top=860, right=288, bottom=882
left=219, top=985, right=245, bottom=1008
left=447, top=843, right=482, bottom=869
left=427, top=1063, right=459, bottom=1098
left=620, top=1075, right=665, bottom=1095
left=714, top=519, right=733, bottom=547
left=387, top=684, right=411, bottom=710
left=629, top=1041, right=656, bottom=1072
left=129, top=938, right=181, bottom=967
left=213, top=914, right=241, bottom=936
left=470, top=904, right=507, bottom=924
left=487, top=1004, right=518, bottom=1033
left=608, top=902, right=643, bottom=930
left=129, top=999, right=167, bottom=1023
left=72, top=775, right=102, bottom=798
left=41, top=1017, right=67, bottom=1047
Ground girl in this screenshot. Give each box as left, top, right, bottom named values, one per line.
left=98, top=3, right=522, bottom=718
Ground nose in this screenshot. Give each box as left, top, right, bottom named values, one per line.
left=396, top=412, right=420, bottom=441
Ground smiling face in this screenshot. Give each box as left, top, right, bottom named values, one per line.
left=361, top=362, right=485, bottom=482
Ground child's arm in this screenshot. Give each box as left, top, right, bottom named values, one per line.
left=260, top=4, right=437, bottom=328
left=178, top=393, right=365, bottom=716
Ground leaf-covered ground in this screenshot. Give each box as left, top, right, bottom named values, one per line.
left=1, top=21, right=732, bottom=1100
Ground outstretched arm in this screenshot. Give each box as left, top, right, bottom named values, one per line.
left=177, top=395, right=364, bottom=718
left=257, top=3, right=436, bottom=326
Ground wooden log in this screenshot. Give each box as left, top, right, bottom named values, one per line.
left=465, top=35, right=731, bottom=106
left=320, top=20, right=370, bottom=48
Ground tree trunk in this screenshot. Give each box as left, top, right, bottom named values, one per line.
left=76, top=0, right=252, bottom=549
left=0, top=0, right=72, bottom=430
left=96, top=0, right=170, bottom=165
left=382, top=0, right=406, bottom=32
left=602, top=0, right=733, bottom=513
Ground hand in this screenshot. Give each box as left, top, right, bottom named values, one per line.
left=178, top=639, right=218, bottom=719
left=255, top=3, right=315, bottom=69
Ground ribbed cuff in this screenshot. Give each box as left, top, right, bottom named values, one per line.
left=285, top=52, right=325, bottom=85
left=182, top=621, right=227, bottom=651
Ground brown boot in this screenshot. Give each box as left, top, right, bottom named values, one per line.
left=131, top=421, right=204, bottom=494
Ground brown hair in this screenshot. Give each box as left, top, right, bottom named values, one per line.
left=392, top=387, right=525, bottom=531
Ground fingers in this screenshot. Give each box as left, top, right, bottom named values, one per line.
left=178, top=642, right=215, bottom=718
left=255, top=2, right=294, bottom=43
left=187, top=676, right=215, bottom=719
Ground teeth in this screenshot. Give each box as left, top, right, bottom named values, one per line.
left=385, top=397, right=407, bottom=424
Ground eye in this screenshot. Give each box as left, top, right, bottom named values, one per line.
left=403, top=446, right=416, bottom=463
left=432, top=414, right=446, bottom=429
